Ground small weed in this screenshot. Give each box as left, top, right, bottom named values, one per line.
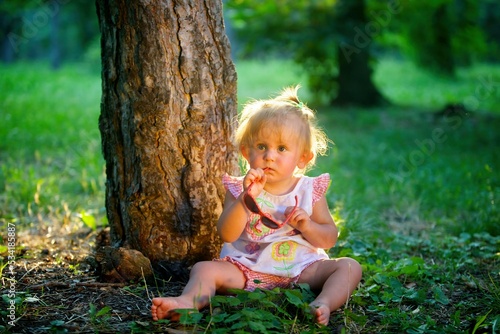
left=88, top=303, right=112, bottom=331
left=49, top=320, right=67, bottom=333
left=0, top=260, right=8, bottom=280
left=78, top=210, right=97, bottom=231
left=68, top=263, right=83, bottom=276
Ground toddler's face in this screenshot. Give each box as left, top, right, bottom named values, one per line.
left=244, top=124, right=308, bottom=185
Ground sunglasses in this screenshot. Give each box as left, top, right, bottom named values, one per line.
left=243, top=181, right=298, bottom=229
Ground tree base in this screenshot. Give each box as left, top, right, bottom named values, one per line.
left=95, top=246, right=154, bottom=283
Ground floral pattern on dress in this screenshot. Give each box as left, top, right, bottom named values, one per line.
left=245, top=242, right=261, bottom=254
left=272, top=241, right=298, bottom=262
left=247, top=215, right=275, bottom=239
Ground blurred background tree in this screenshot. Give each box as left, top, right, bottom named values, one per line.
left=225, top=0, right=499, bottom=106
left=0, top=0, right=99, bottom=69
left=225, top=0, right=386, bottom=106
left=1, top=0, right=498, bottom=105
left=375, top=0, right=491, bottom=75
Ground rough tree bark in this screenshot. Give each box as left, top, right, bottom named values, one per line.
left=96, top=0, right=239, bottom=280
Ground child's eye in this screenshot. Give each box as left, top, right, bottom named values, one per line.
left=257, top=144, right=266, bottom=151
left=278, top=146, right=287, bottom=152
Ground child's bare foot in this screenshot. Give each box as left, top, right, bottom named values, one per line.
left=309, top=303, right=331, bottom=326
left=151, top=297, right=195, bottom=321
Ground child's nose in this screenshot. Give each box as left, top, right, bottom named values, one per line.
left=264, top=150, right=276, bottom=161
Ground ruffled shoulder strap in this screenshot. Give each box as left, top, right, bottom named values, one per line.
left=312, top=173, right=331, bottom=205
left=222, top=174, right=244, bottom=198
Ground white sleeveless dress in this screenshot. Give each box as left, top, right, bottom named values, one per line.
left=220, top=173, right=331, bottom=279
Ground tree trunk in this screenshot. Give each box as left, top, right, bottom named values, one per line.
left=430, top=4, right=454, bottom=75
left=336, top=0, right=385, bottom=106
left=336, top=43, right=383, bottom=106
left=49, top=0, right=61, bottom=70
left=96, top=0, right=239, bottom=279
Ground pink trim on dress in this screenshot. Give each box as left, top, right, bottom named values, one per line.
left=312, top=173, right=331, bottom=205
left=222, top=174, right=243, bottom=198
left=217, top=256, right=298, bottom=291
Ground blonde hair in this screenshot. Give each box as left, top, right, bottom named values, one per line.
left=235, top=85, right=330, bottom=172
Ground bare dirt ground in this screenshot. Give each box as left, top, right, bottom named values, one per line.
left=1, top=224, right=187, bottom=334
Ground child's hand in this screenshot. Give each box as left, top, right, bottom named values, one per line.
left=243, top=168, right=267, bottom=197
left=284, top=207, right=311, bottom=231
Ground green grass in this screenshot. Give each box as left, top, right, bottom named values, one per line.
left=317, top=106, right=500, bottom=237
left=1, top=58, right=499, bottom=332
left=235, top=58, right=311, bottom=104
left=0, top=62, right=105, bottom=228
left=373, top=58, right=500, bottom=112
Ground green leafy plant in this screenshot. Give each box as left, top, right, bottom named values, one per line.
left=160, top=285, right=330, bottom=333
left=88, top=303, right=112, bottom=331
left=79, top=210, right=97, bottom=231
left=49, top=320, right=67, bottom=333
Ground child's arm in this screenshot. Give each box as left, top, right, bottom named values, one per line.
left=218, top=168, right=267, bottom=243
left=286, top=196, right=338, bottom=249
left=217, top=192, right=249, bottom=243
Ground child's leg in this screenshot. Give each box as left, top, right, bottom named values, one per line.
left=298, top=258, right=362, bottom=326
left=151, top=260, right=245, bottom=321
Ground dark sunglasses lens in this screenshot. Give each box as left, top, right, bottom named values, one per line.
left=261, top=216, right=280, bottom=229
left=243, top=194, right=260, bottom=214
left=243, top=189, right=285, bottom=229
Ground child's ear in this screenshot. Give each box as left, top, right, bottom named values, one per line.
left=241, top=145, right=249, bottom=161
left=297, top=152, right=314, bottom=169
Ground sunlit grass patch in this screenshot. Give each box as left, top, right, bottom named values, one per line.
left=235, top=58, right=311, bottom=103
left=374, top=58, right=500, bottom=113
left=0, top=63, right=105, bottom=229
left=309, top=101, right=499, bottom=237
